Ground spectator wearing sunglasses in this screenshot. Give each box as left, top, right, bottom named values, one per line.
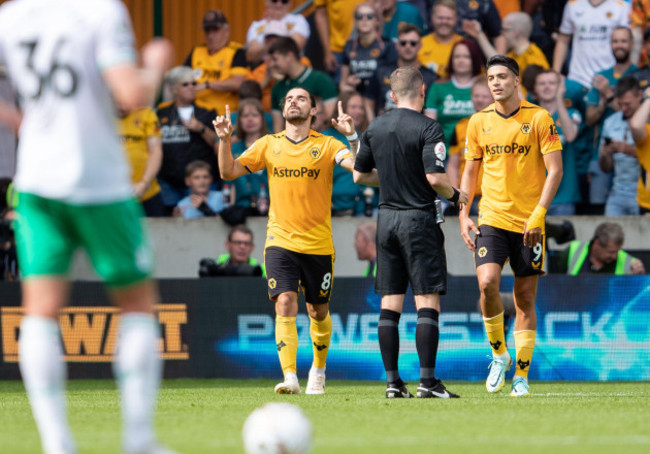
left=340, top=2, right=397, bottom=120
left=367, top=23, right=438, bottom=116
left=157, top=66, right=219, bottom=214
left=246, top=0, right=310, bottom=64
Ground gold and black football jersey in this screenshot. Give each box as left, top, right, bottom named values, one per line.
left=184, top=42, right=247, bottom=115
left=118, top=108, right=161, bottom=202
left=236, top=131, right=352, bottom=254
left=465, top=100, right=562, bottom=233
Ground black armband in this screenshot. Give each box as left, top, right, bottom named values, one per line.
left=448, top=187, right=460, bottom=204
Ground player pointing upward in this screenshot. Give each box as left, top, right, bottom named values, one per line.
left=459, top=55, right=563, bottom=397
left=214, top=88, right=377, bottom=395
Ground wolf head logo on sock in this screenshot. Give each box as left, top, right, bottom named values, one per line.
left=517, top=359, right=530, bottom=370
left=489, top=340, right=502, bottom=351
left=313, top=342, right=327, bottom=351
left=276, top=340, right=287, bottom=351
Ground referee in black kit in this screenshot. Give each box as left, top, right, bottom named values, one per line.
left=353, top=67, right=468, bottom=399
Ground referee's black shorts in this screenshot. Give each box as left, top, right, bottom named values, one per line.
left=264, top=246, right=334, bottom=304
left=375, top=208, right=447, bottom=296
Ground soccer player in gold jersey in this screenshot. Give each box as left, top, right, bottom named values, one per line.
left=459, top=55, right=563, bottom=397
left=214, top=87, right=377, bottom=395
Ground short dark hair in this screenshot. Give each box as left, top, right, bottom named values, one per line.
left=185, top=160, right=211, bottom=177
left=228, top=224, right=253, bottom=242
left=397, top=23, right=422, bottom=38
left=268, top=36, right=300, bottom=59
left=614, top=76, right=640, bottom=98
left=238, top=80, right=263, bottom=101
left=523, top=64, right=548, bottom=94
left=279, top=87, right=317, bottom=110
left=486, top=55, right=520, bottom=77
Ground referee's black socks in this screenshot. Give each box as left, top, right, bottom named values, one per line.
left=416, top=308, right=439, bottom=388
left=378, top=309, right=402, bottom=386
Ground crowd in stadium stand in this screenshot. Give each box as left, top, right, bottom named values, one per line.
left=2, top=0, right=650, bottom=223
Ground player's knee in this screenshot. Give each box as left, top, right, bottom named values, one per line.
left=275, top=293, right=298, bottom=316
left=307, top=304, right=328, bottom=321
left=513, top=289, right=536, bottom=311
left=477, top=274, right=500, bottom=298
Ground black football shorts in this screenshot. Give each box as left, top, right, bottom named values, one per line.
left=474, top=225, right=545, bottom=277
left=264, top=246, right=334, bottom=304
left=375, top=208, right=447, bottom=295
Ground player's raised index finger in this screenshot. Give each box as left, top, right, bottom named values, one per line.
left=338, top=100, right=343, bottom=116
left=225, top=105, right=231, bottom=120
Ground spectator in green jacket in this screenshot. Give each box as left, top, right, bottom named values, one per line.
left=217, top=224, right=266, bottom=277
left=556, top=222, right=645, bottom=275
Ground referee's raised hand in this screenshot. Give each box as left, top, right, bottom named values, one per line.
left=331, top=100, right=354, bottom=136
left=213, top=104, right=233, bottom=140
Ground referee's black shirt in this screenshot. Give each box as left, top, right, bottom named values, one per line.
left=354, top=108, right=446, bottom=210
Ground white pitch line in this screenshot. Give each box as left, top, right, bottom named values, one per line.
left=532, top=392, right=638, bottom=397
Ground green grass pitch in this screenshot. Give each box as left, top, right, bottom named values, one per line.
left=1, top=379, right=649, bottom=453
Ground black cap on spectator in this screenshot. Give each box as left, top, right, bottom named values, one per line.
left=203, top=10, right=227, bottom=30
left=644, top=27, right=650, bottom=41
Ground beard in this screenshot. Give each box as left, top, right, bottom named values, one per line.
left=614, top=50, right=630, bottom=64
left=285, top=110, right=310, bottom=124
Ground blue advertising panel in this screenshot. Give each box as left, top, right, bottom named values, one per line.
left=218, top=276, right=650, bottom=382
left=1, top=277, right=648, bottom=381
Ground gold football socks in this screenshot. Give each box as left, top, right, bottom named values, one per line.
left=275, top=316, right=298, bottom=376
left=309, top=312, right=332, bottom=369
left=483, top=311, right=508, bottom=356
left=514, top=330, right=536, bottom=379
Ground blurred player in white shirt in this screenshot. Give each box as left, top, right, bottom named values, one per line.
left=0, top=0, right=173, bottom=453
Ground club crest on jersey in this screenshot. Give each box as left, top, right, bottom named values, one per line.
left=268, top=278, right=277, bottom=289
left=478, top=247, right=487, bottom=258
left=520, top=123, right=531, bottom=134
left=309, top=147, right=322, bottom=159
left=434, top=142, right=446, bottom=161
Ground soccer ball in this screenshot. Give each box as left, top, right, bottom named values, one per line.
left=242, top=402, right=313, bottom=454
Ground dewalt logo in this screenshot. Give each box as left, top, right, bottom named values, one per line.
left=1, top=304, right=189, bottom=363
left=484, top=143, right=531, bottom=156
left=273, top=166, right=320, bottom=179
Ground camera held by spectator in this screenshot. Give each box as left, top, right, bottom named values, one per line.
left=198, top=225, right=265, bottom=277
